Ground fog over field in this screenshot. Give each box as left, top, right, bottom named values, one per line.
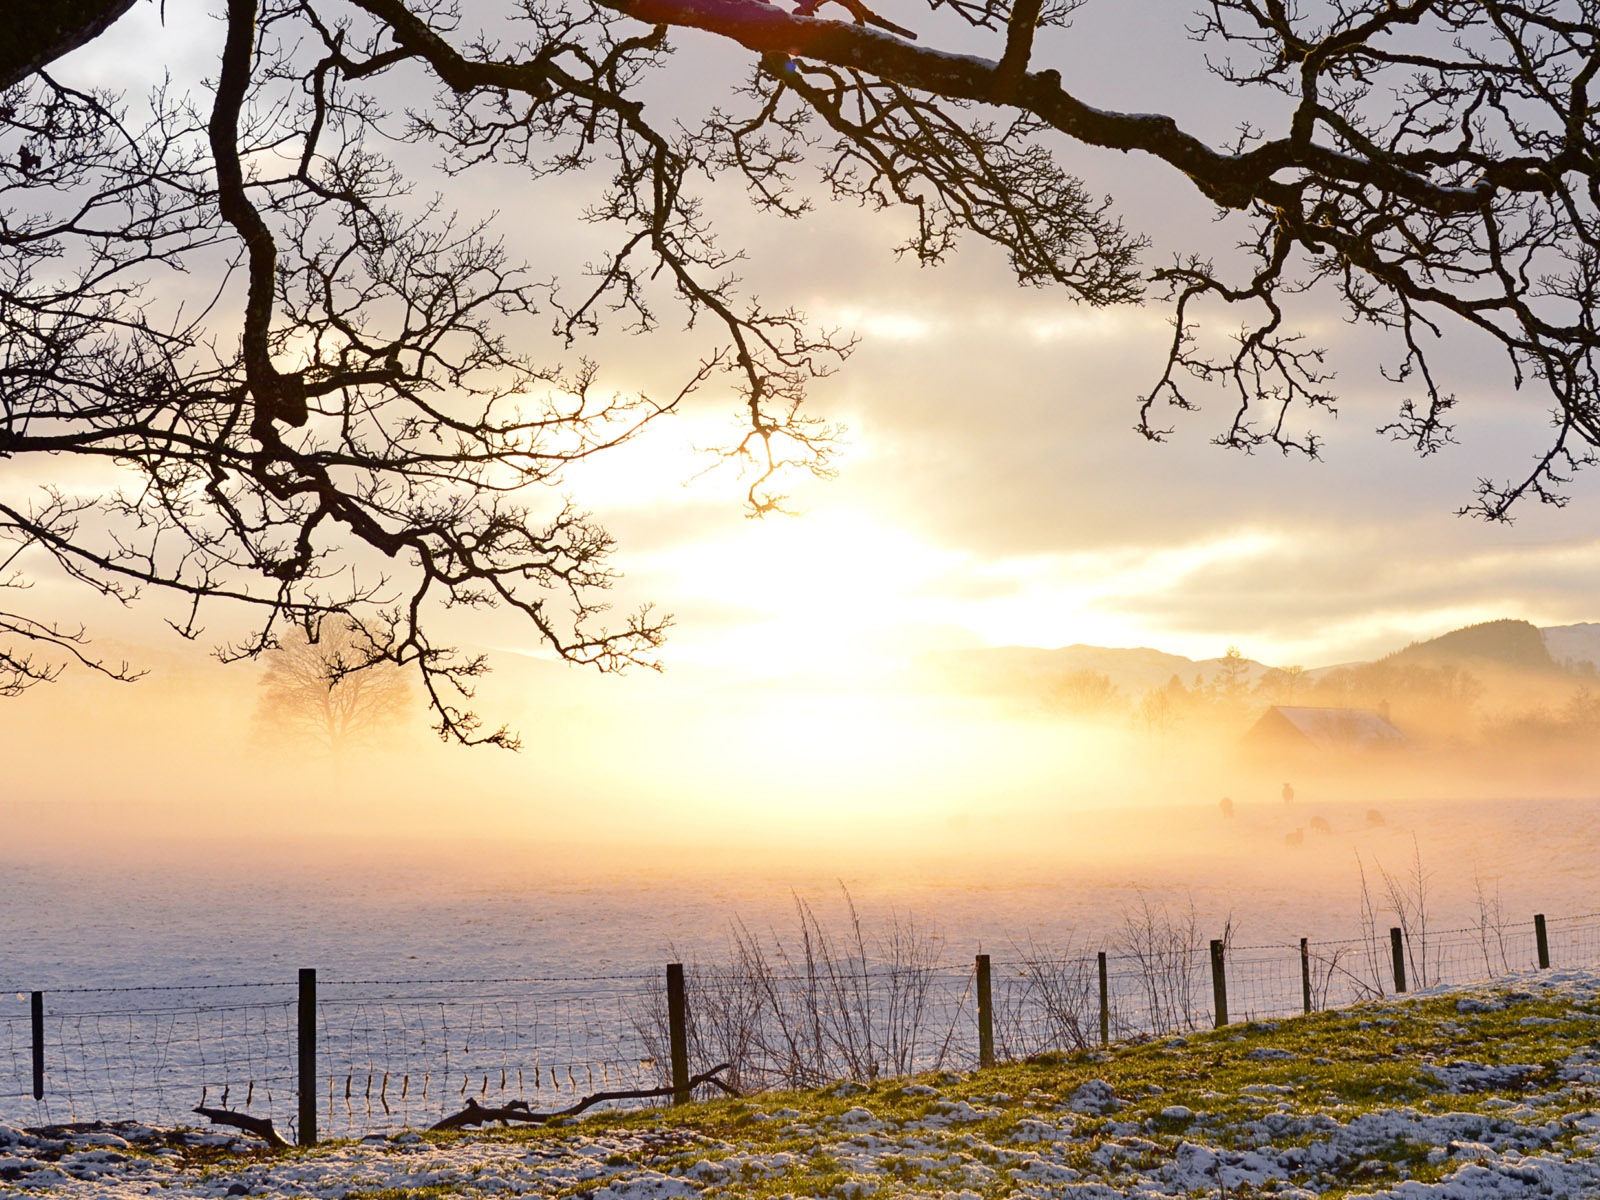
left=4, top=619, right=1595, bottom=991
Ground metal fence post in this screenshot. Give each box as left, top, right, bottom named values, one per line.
left=1209, top=940, right=1228, bottom=1027
left=1535, top=914, right=1550, bottom=969
left=298, top=969, right=317, bottom=1147
left=30, top=991, right=44, bottom=1101
left=1390, top=928, right=1407, bottom=993
left=1097, top=952, right=1109, bottom=1046
left=667, top=963, right=690, bottom=1105
left=975, top=954, right=994, bottom=1069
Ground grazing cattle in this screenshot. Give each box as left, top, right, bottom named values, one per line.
left=1366, top=808, right=1386, bottom=827
left=1309, top=816, right=1332, bottom=836
left=1285, top=828, right=1304, bottom=846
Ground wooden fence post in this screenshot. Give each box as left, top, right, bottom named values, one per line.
left=1097, top=952, right=1109, bottom=1046
left=1300, top=938, right=1312, bottom=1015
left=1209, top=940, right=1228, bottom=1028
left=667, top=963, right=690, bottom=1105
left=975, top=954, right=994, bottom=1070
left=1535, top=914, right=1550, bottom=969
left=298, top=969, right=317, bottom=1147
left=1390, top=928, right=1407, bottom=994
left=30, top=991, right=43, bottom=1101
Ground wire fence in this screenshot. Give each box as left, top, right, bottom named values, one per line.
left=2, top=909, right=1593, bottom=1141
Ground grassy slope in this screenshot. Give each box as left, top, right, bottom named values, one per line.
left=316, top=978, right=1600, bottom=1200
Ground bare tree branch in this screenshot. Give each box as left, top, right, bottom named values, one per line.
left=429, top=1063, right=738, bottom=1131
left=0, top=0, right=141, bottom=91
left=6, top=0, right=1600, bottom=738
left=192, top=1104, right=291, bottom=1150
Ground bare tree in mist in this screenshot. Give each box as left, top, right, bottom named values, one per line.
left=255, top=618, right=411, bottom=757
left=14, top=0, right=1600, bottom=741
left=1257, top=665, right=1308, bottom=707
left=1564, top=686, right=1600, bottom=730
left=1134, top=651, right=1261, bottom=738
left=1136, top=677, right=1189, bottom=737
left=1203, top=646, right=1255, bottom=728
left=1047, top=670, right=1123, bottom=718
left=1313, top=662, right=1484, bottom=745
left=1482, top=683, right=1600, bottom=749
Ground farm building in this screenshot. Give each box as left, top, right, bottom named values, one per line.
left=1240, top=705, right=1408, bottom=757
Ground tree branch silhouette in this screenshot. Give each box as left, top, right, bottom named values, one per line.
left=6, top=0, right=1600, bottom=736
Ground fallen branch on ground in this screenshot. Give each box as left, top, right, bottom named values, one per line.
left=192, top=1105, right=291, bottom=1149
left=430, top=1063, right=737, bottom=1131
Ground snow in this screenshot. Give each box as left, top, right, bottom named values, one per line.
left=1065, top=1080, right=1119, bottom=1114
left=4, top=792, right=1600, bottom=1196
left=12, top=970, right=1600, bottom=1199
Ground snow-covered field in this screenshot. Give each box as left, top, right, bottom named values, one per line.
left=4, top=793, right=1597, bottom=1148
left=7, top=794, right=1596, bottom=989
left=9, top=967, right=1600, bottom=1200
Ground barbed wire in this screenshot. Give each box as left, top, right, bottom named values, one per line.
left=37, top=982, right=295, bottom=995
left=28, top=972, right=669, bottom=996
left=3, top=907, right=1595, bottom=1136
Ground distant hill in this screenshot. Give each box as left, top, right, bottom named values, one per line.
left=1383, top=618, right=1562, bottom=675
left=930, top=643, right=1273, bottom=697
left=936, top=616, right=1596, bottom=700
left=1543, top=623, right=1600, bottom=673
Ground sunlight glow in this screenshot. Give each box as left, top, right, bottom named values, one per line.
left=630, top=513, right=1307, bottom=678
left=667, top=684, right=1130, bottom=844
left=820, top=305, right=936, bottom=342
left=638, top=509, right=966, bottom=680
left=1010, top=308, right=1164, bottom=344
left=931, top=531, right=1288, bottom=655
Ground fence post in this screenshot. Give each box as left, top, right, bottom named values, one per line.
left=298, top=968, right=317, bottom=1147
left=1097, top=952, right=1109, bottom=1046
left=30, top=991, right=43, bottom=1101
left=666, top=963, right=690, bottom=1105
left=1390, top=928, right=1407, bottom=993
left=1209, top=939, right=1228, bottom=1028
left=975, top=954, right=994, bottom=1070
left=1300, top=938, right=1312, bottom=1015
left=1535, top=914, right=1550, bottom=969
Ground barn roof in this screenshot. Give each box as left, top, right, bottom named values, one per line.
left=1244, top=705, right=1408, bottom=751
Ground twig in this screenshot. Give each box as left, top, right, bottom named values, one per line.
left=430, top=1064, right=737, bottom=1131
left=191, top=1104, right=291, bottom=1150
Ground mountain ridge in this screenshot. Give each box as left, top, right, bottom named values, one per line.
left=938, top=619, right=1600, bottom=697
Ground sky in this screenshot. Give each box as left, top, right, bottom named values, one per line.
left=4, top=0, right=1599, bottom=868
left=474, top=0, right=1600, bottom=673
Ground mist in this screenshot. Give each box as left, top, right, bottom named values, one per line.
left=4, top=625, right=1593, bottom=966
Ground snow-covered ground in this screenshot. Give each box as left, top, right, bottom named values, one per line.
left=9, top=968, right=1600, bottom=1200
left=7, top=794, right=1597, bottom=991
left=5, top=793, right=1598, bottom=1142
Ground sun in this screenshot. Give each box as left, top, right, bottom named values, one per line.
left=638, top=506, right=968, bottom=682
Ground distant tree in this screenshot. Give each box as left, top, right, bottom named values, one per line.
left=1312, top=660, right=1483, bottom=741
left=1137, top=689, right=1175, bottom=737
left=1257, top=664, right=1307, bottom=706
left=1137, top=675, right=1191, bottom=737
left=1047, top=668, right=1121, bottom=717
left=256, top=618, right=411, bottom=756
left=1561, top=685, right=1600, bottom=732
left=1204, top=646, right=1254, bottom=723
left=1214, top=646, right=1251, bottom=688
